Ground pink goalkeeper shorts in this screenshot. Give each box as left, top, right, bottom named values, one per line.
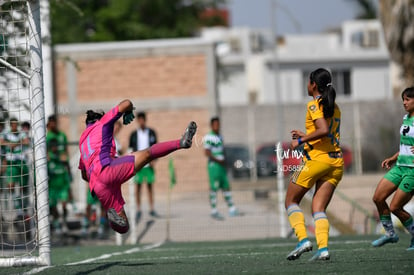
left=91, top=155, right=135, bottom=213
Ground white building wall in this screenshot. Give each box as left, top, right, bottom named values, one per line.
left=260, top=59, right=276, bottom=104
left=279, top=70, right=305, bottom=103
left=351, top=67, right=391, bottom=100
left=246, top=56, right=264, bottom=102
left=210, top=20, right=392, bottom=106
left=342, top=20, right=387, bottom=51
left=218, top=65, right=248, bottom=106
left=260, top=65, right=305, bottom=104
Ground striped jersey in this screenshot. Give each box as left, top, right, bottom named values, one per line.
left=203, top=131, right=225, bottom=162
left=3, top=131, right=28, bottom=161
left=397, top=114, right=414, bottom=167
left=303, top=99, right=344, bottom=167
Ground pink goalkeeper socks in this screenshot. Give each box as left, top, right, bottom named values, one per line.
left=149, top=140, right=181, bottom=159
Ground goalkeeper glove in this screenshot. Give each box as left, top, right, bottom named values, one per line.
left=123, top=111, right=134, bottom=125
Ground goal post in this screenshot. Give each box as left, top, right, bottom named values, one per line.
left=0, top=0, right=50, bottom=266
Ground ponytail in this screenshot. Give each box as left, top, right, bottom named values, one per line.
left=309, top=68, right=336, bottom=118
left=85, top=110, right=104, bottom=125
left=319, top=85, right=336, bottom=118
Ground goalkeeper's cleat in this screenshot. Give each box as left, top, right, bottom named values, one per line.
left=308, top=248, right=330, bottom=261
left=286, top=239, right=313, bottom=260
left=371, top=234, right=399, bottom=247
left=211, top=211, right=225, bottom=221
left=180, top=121, right=197, bottom=148
left=406, top=237, right=414, bottom=251
left=107, top=208, right=129, bottom=234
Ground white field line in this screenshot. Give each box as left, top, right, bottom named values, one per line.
left=132, top=251, right=275, bottom=262
left=22, top=242, right=164, bottom=275
left=21, top=266, right=51, bottom=275
left=22, top=239, right=370, bottom=274
left=116, top=243, right=373, bottom=263
left=145, top=239, right=370, bottom=253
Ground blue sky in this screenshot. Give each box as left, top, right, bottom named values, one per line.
left=228, top=0, right=363, bottom=35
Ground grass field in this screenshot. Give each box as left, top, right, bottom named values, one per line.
left=4, top=234, right=414, bottom=274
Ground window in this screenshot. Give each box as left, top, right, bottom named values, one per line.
left=303, top=69, right=351, bottom=97
left=351, top=29, right=379, bottom=48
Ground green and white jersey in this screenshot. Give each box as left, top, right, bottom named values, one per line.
left=46, top=130, right=67, bottom=155
left=203, top=131, right=225, bottom=162
left=397, top=114, right=414, bottom=167
left=3, top=131, right=28, bottom=162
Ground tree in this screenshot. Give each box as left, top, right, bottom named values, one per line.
left=346, top=0, right=378, bottom=19
left=379, top=0, right=414, bottom=88
left=50, top=0, right=227, bottom=44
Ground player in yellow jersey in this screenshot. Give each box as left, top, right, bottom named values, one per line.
left=284, top=68, right=344, bottom=261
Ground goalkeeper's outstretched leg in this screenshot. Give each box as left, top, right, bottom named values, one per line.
left=78, top=99, right=197, bottom=234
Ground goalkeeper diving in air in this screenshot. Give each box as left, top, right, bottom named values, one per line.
left=78, top=99, right=197, bottom=233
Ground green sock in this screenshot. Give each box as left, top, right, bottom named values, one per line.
left=403, top=217, right=414, bottom=236
left=223, top=191, right=234, bottom=208
left=380, top=215, right=395, bottom=236
left=209, top=191, right=217, bottom=210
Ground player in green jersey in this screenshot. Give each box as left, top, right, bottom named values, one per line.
left=372, top=87, right=414, bottom=250
left=46, top=115, right=72, bottom=230
left=47, top=138, right=71, bottom=234
left=1, top=118, right=30, bottom=212
left=203, top=117, right=240, bottom=220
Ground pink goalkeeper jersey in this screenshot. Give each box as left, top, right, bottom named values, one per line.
left=78, top=106, right=122, bottom=189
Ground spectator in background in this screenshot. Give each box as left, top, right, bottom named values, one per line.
left=1, top=118, right=30, bottom=213
left=203, top=116, right=240, bottom=220
left=129, top=111, right=159, bottom=222
left=21, top=121, right=30, bottom=134
left=47, top=138, right=71, bottom=235
left=46, top=115, right=72, bottom=221
left=20, top=121, right=33, bottom=166
left=46, top=115, right=68, bottom=155
left=114, top=120, right=123, bottom=156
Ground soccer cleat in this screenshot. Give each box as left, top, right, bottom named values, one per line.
left=211, top=212, right=225, bottom=221
left=406, top=237, right=414, bottom=251
left=135, top=211, right=142, bottom=224
left=107, top=208, right=128, bottom=233
left=286, top=239, right=313, bottom=260
left=229, top=208, right=242, bottom=217
left=309, top=248, right=330, bottom=261
left=371, top=234, right=399, bottom=247
left=149, top=210, right=160, bottom=218
left=180, top=121, right=197, bottom=148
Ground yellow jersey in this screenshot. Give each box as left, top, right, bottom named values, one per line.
left=303, top=99, right=344, bottom=167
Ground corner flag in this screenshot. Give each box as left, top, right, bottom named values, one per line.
left=168, top=157, right=176, bottom=188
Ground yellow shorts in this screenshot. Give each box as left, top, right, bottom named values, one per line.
left=291, top=160, right=343, bottom=189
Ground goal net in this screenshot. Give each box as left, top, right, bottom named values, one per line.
left=0, top=0, right=50, bottom=266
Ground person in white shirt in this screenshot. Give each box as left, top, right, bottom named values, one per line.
left=129, top=112, right=158, bottom=222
